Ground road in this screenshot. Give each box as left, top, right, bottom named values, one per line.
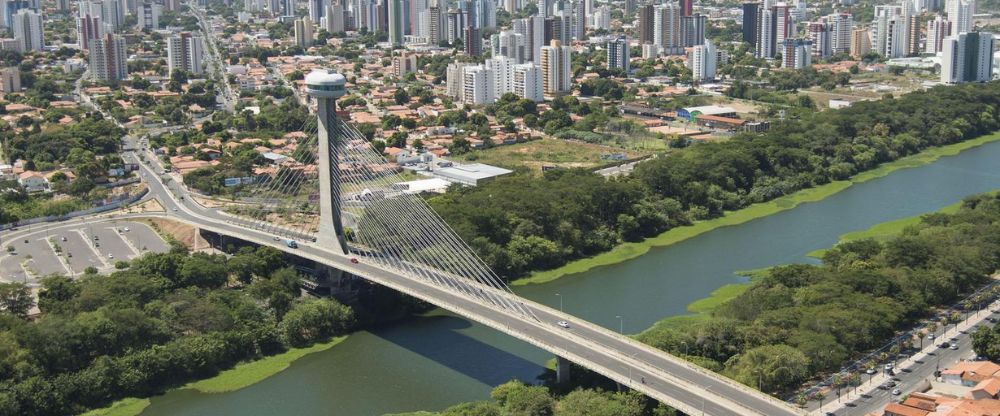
left=820, top=306, right=1000, bottom=415
left=189, top=2, right=238, bottom=112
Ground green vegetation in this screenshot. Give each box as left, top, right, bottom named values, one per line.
left=436, top=82, right=1000, bottom=283
left=390, top=380, right=676, bottom=416
left=687, top=284, right=750, bottom=314
left=635, top=192, right=1000, bottom=395
left=184, top=336, right=348, bottom=393
left=79, top=398, right=150, bottom=416
left=0, top=245, right=356, bottom=416
left=515, top=130, right=1000, bottom=285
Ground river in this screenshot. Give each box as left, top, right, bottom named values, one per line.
left=141, top=140, right=1000, bottom=416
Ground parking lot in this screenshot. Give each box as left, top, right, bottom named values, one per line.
left=0, top=220, right=170, bottom=284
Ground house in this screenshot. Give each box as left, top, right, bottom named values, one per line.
left=18, top=171, right=48, bottom=192
left=942, top=361, right=1000, bottom=387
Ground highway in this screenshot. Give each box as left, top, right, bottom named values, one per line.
left=115, top=124, right=804, bottom=416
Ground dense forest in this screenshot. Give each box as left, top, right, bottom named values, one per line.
left=432, top=82, right=1000, bottom=280
left=0, top=244, right=356, bottom=416
left=638, top=192, right=1000, bottom=395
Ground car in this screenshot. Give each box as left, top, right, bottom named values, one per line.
left=939, top=342, right=951, bottom=348
left=172, top=208, right=178, bottom=212
left=885, top=363, right=894, bottom=370
left=928, top=333, right=936, bottom=339
left=93, top=235, right=99, bottom=240
left=23, top=239, right=27, bottom=244
left=950, top=343, right=959, bottom=350
left=273, top=236, right=281, bottom=241
left=94, top=242, right=100, bottom=247
left=123, top=226, right=130, bottom=232
left=350, top=258, right=359, bottom=264
left=866, top=368, right=876, bottom=375
left=557, top=321, right=570, bottom=329
left=108, top=253, right=113, bottom=259
left=66, top=252, right=72, bottom=258
left=892, top=389, right=902, bottom=395
left=61, top=236, right=67, bottom=242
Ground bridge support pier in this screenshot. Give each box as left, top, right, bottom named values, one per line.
left=556, top=356, right=571, bottom=384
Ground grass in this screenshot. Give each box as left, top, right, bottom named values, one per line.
left=80, top=398, right=151, bottom=416
left=686, top=284, right=751, bottom=314
left=184, top=336, right=348, bottom=393
left=513, top=131, right=1000, bottom=286
left=452, top=138, right=645, bottom=172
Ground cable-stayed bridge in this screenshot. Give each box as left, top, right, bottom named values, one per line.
left=132, top=69, right=806, bottom=416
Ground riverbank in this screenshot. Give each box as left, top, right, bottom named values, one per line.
left=81, top=336, right=348, bottom=416
left=514, top=132, right=1000, bottom=286
left=640, top=190, right=991, bottom=336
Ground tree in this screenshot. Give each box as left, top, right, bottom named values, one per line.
left=394, top=88, right=410, bottom=105
left=725, top=344, right=811, bottom=392
left=0, top=283, right=34, bottom=318
left=281, top=298, right=355, bottom=347
left=490, top=380, right=554, bottom=416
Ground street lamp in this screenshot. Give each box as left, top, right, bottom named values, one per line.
left=616, top=315, right=623, bottom=335
left=680, top=341, right=689, bottom=356
left=555, top=293, right=563, bottom=312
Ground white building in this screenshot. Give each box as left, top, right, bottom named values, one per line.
left=11, top=9, right=42, bottom=52
left=512, top=63, right=543, bottom=102
left=653, top=3, right=683, bottom=55
left=688, top=39, right=716, bottom=81
left=136, top=2, right=160, bottom=30
left=946, top=0, right=973, bottom=35
left=76, top=14, right=104, bottom=50
left=927, top=15, right=952, bottom=54
left=294, top=17, right=314, bottom=47
left=452, top=56, right=544, bottom=104
left=167, top=32, right=204, bottom=75
left=492, top=30, right=525, bottom=63
left=828, top=13, right=853, bottom=54
left=941, top=32, right=994, bottom=83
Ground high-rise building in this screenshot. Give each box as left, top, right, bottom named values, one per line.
left=281, top=0, right=294, bottom=16
left=387, top=0, right=403, bottom=45
left=512, top=63, right=543, bottom=101
left=0, top=66, right=19, bottom=93
left=10, top=9, right=41, bottom=52
left=742, top=2, right=759, bottom=45
left=606, top=36, right=629, bottom=72
left=465, top=25, right=481, bottom=55
left=591, top=5, right=610, bottom=29
left=428, top=4, right=442, bottom=44
left=849, top=27, right=870, bottom=58
left=473, top=0, right=495, bottom=29
left=513, top=15, right=544, bottom=63
left=906, top=14, right=921, bottom=55
left=946, top=0, right=973, bottom=34
left=539, top=39, right=570, bottom=94
left=679, top=0, right=692, bottom=16
left=309, top=0, right=325, bottom=22
left=446, top=61, right=472, bottom=98
left=941, top=31, right=993, bottom=83
left=538, top=0, right=550, bottom=17
left=392, top=51, right=417, bottom=77
left=569, top=0, right=585, bottom=40
left=136, top=2, right=160, bottom=30
left=653, top=3, right=683, bottom=55
left=90, top=33, right=127, bottom=82
left=325, top=3, right=345, bottom=32
left=492, top=30, right=525, bottom=63
left=687, top=39, right=716, bottom=81
left=102, top=0, right=124, bottom=31
left=755, top=8, right=774, bottom=58
left=773, top=3, right=792, bottom=46
left=828, top=12, right=853, bottom=54
left=682, top=13, right=706, bottom=46
left=294, top=16, right=314, bottom=47
left=167, top=32, right=204, bottom=75
left=926, top=15, right=952, bottom=53
left=781, top=38, right=812, bottom=68
left=807, top=21, right=831, bottom=58
left=638, top=4, right=654, bottom=44
left=872, top=4, right=910, bottom=58
left=2, top=0, right=31, bottom=30
left=544, top=13, right=570, bottom=45
left=76, top=14, right=104, bottom=50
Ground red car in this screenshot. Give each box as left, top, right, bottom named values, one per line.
left=350, top=258, right=359, bottom=264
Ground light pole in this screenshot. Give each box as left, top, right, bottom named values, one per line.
left=681, top=341, right=689, bottom=356
left=556, top=293, right=563, bottom=312
left=616, top=315, right=623, bottom=335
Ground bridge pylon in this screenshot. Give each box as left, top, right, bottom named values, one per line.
left=305, top=69, right=350, bottom=254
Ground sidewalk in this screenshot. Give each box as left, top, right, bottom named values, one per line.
left=816, top=299, right=1000, bottom=415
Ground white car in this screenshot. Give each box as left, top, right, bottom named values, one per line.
left=950, top=343, right=959, bottom=350
left=557, top=321, right=570, bottom=329
left=123, top=227, right=130, bottom=232
left=108, top=253, right=114, bottom=259
left=892, top=389, right=902, bottom=395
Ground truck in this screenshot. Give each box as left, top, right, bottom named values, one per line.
left=285, top=240, right=298, bottom=249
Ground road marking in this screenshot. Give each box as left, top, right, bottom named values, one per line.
left=71, top=229, right=112, bottom=269
left=103, top=226, right=141, bottom=257
left=38, top=236, right=73, bottom=275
